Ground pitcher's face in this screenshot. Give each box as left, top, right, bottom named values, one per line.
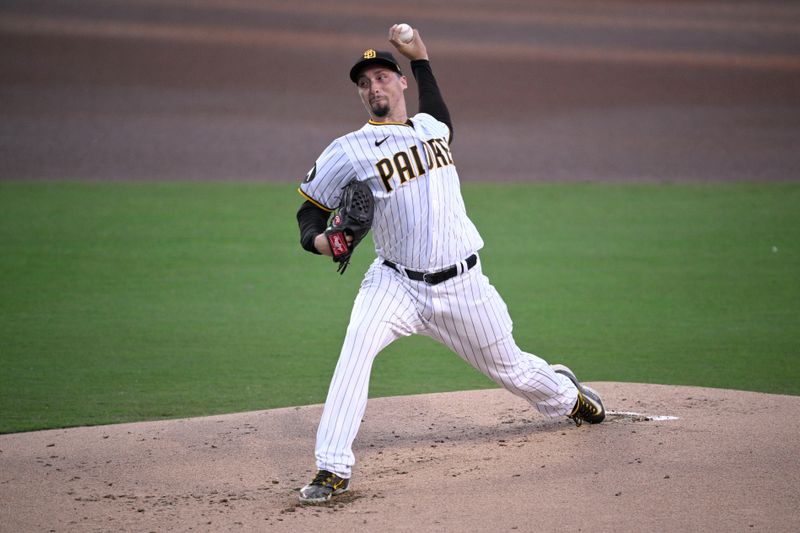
left=356, top=66, right=408, bottom=120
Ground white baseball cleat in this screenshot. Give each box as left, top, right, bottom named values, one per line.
left=552, top=364, right=606, bottom=426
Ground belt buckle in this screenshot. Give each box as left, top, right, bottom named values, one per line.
left=422, top=272, right=436, bottom=284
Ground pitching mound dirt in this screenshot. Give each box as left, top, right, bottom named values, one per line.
left=1, top=382, right=798, bottom=532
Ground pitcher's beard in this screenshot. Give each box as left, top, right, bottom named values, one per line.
left=371, top=103, right=390, bottom=118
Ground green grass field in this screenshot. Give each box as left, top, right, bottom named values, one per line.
left=1, top=181, right=798, bottom=433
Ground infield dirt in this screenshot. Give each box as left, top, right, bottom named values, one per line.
left=1, top=382, right=798, bottom=532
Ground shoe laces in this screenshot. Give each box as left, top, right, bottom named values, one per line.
left=569, top=393, right=600, bottom=426
left=311, top=470, right=337, bottom=487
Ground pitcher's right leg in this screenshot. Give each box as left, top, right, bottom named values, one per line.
left=310, top=262, right=422, bottom=481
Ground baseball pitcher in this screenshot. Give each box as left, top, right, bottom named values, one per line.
left=295, top=25, right=605, bottom=503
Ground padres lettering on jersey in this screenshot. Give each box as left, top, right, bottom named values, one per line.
left=299, top=113, right=483, bottom=271
left=375, top=137, right=454, bottom=193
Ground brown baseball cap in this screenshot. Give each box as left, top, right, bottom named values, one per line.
left=349, top=49, right=403, bottom=83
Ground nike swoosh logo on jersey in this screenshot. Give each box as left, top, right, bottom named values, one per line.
left=375, top=136, right=390, bottom=147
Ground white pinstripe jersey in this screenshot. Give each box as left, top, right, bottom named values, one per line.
left=299, top=113, right=483, bottom=271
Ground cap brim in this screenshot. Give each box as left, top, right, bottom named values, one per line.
left=349, top=58, right=402, bottom=83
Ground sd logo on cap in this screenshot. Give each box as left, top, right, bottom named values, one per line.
left=349, top=50, right=403, bottom=83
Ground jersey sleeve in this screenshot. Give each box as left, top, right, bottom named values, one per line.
left=412, top=112, right=451, bottom=142
left=298, top=139, right=355, bottom=211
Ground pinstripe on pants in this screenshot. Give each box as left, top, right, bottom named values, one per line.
left=315, top=257, right=578, bottom=477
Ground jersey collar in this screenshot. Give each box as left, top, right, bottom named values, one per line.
left=368, top=119, right=414, bottom=127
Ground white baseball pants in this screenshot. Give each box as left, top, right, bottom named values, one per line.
left=314, top=256, right=579, bottom=478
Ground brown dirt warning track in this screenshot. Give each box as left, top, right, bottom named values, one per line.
left=2, top=383, right=799, bottom=532
left=2, top=0, right=800, bottom=182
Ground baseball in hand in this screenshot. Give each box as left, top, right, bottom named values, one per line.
left=396, top=23, right=414, bottom=43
